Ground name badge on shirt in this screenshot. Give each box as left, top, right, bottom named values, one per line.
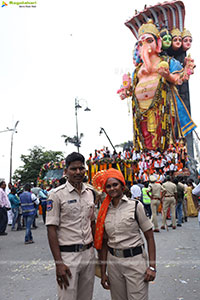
left=68, top=199, right=77, bottom=204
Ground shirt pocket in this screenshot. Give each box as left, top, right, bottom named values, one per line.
left=117, top=216, right=137, bottom=232
left=105, top=219, right=114, bottom=237
left=62, top=201, right=80, bottom=219
left=86, top=203, right=94, bottom=219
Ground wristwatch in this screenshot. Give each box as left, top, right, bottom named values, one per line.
left=149, top=266, right=157, bottom=272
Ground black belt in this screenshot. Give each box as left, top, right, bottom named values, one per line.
left=108, top=245, right=142, bottom=258
left=59, top=242, right=93, bottom=252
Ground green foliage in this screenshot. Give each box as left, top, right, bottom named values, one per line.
left=115, top=141, right=133, bottom=151
left=61, top=134, right=84, bottom=148
left=12, top=146, right=64, bottom=185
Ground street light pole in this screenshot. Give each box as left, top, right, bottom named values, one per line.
left=75, top=98, right=91, bottom=153
left=75, top=98, right=81, bottom=153
left=0, top=129, right=13, bottom=134
left=99, top=127, right=116, bottom=152
left=9, top=121, right=19, bottom=183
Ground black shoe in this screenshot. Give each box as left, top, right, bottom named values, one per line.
left=182, top=217, right=184, bottom=223
left=184, top=217, right=188, bottom=222
left=24, top=240, right=34, bottom=244
left=168, top=224, right=173, bottom=227
left=32, top=226, right=38, bottom=230
left=0, top=232, right=8, bottom=236
left=177, top=224, right=182, bottom=227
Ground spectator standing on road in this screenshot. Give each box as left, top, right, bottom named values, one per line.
left=142, top=181, right=152, bottom=218
left=147, top=175, right=166, bottom=232
left=31, top=183, right=41, bottom=229
left=186, top=180, right=198, bottom=217
left=182, top=179, right=188, bottom=222
left=6, top=182, right=13, bottom=226
left=8, top=187, right=21, bottom=231
left=20, top=184, right=39, bottom=244
left=39, top=185, right=48, bottom=224
left=161, top=176, right=177, bottom=230
left=130, top=181, right=142, bottom=201
left=46, top=152, right=95, bottom=300
left=0, top=181, right=11, bottom=236
left=192, top=183, right=200, bottom=226
left=174, top=178, right=185, bottom=227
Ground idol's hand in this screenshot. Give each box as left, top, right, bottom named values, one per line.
left=157, top=66, right=170, bottom=78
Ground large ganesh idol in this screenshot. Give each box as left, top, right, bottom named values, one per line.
left=118, top=20, right=196, bottom=151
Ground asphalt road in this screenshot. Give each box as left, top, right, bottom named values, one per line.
left=0, top=214, right=199, bottom=300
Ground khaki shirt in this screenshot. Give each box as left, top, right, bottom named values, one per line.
left=147, top=182, right=166, bottom=199
left=104, top=195, right=152, bottom=249
left=46, top=181, right=95, bottom=246
left=162, top=181, right=177, bottom=200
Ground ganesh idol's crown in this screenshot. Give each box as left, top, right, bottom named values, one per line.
left=138, top=19, right=159, bottom=38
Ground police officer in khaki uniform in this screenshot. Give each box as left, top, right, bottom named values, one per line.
left=46, top=152, right=95, bottom=300
left=95, top=169, right=156, bottom=300
left=161, top=175, right=177, bottom=230
left=147, top=175, right=166, bottom=232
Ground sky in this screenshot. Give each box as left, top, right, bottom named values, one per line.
left=0, top=0, right=200, bottom=183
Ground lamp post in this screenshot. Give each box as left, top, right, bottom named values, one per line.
left=0, top=121, right=19, bottom=183
left=99, top=127, right=116, bottom=152
left=9, top=121, right=19, bottom=183
left=75, top=98, right=91, bottom=153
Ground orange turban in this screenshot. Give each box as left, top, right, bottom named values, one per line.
left=94, top=168, right=125, bottom=250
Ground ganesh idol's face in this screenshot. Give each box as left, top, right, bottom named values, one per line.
left=182, top=36, right=192, bottom=51
left=172, top=36, right=182, bottom=51
left=138, top=33, right=157, bottom=55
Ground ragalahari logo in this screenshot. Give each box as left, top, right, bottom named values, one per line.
left=2, top=1, right=8, bottom=7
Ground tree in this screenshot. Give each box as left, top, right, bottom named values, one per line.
left=61, top=134, right=84, bottom=148
left=115, top=141, right=133, bottom=151
left=12, top=146, right=64, bottom=185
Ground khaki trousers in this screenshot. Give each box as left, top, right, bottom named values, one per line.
left=57, top=247, right=95, bottom=300
left=107, top=250, right=148, bottom=300
left=151, top=200, right=160, bottom=230
left=162, top=198, right=176, bottom=227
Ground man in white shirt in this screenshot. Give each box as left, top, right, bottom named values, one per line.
left=192, top=183, right=200, bottom=211
left=130, top=181, right=142, bottom=200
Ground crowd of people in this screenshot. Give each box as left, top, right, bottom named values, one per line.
left=1, top=151, right=200, bottom=300
left=0, top=177, right=66, bottom=243
left=129, top=174, right=199, bottom=233
left=87, top=140, right=189, bottom=183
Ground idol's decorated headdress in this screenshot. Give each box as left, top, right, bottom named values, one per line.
left=160, top=27, right=171, bottom=37
left=171, top=27, right=182, bottom=38
left=138, top=19, right=159, bottom=38
left=182, top=28, right=192, bottom=38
